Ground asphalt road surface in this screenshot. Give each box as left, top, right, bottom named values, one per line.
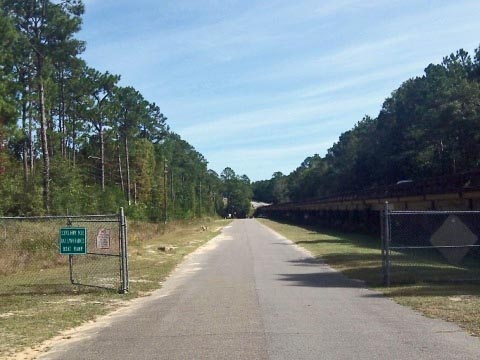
left=41, top=219, right=480, bottom=359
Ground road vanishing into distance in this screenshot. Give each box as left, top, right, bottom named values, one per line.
left=41, top=220, right=480, bottom=359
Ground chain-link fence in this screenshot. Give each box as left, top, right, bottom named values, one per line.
left=0, top=209, right=128, bottom=295
left=381, top=204, right=480, bottom=285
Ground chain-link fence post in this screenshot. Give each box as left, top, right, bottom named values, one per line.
left=380, top=204, right=386, bottom=284
left=119, top=207, right=129, bottom=293
left=384, top=202, right=391, bottom=286
left=66, top=218, right=75, bottom=285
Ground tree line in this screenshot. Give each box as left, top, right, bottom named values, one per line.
left=253, top=46, right=480, bottom=204
left=0, top=0, right=252, bottom=218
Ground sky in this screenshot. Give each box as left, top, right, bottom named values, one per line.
left=79, top=0, right=480, bottom=181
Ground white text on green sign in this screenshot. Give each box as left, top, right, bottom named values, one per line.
left=60, top=227, right=87, bottom=254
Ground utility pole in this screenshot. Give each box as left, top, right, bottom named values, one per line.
left=164, top=158, right=168, bottom=224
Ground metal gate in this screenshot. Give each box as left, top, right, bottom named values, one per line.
left=0, top=208, right=128, bottom=294
left=67, top=208, right=128, bottom=292
left=381, top=203, right=480, bottom=286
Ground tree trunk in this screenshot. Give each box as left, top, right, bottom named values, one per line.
left=21, top=98, right=29, bottom=184
left=117, top=138, right=125, bottom=194
left=48, top=108, right=54, bottom=158
left=134, top=182, right=137, bottom=205
left=163, top=159, right=167, bottom=223
left=28, top=104, right=34, bottom=174
left=60, top=70, right=66, bottom=158
left=72, top=116, right=76, bottom=167
left=171, top=171, right=175, bottom=217
left=125, top=136, right=131, bottom=205
left=199, top=181, right=202, bottom=217
left=100, top=125, right=105, bottom=192
left=39, top=79, right=50, bottom=213
left=171, top=169, right=174, bottom=201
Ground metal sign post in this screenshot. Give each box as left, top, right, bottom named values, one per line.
left=119, top=207, right=129, bottom=293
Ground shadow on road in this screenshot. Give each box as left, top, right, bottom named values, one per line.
left=295, top=239, right=358, bottom=245
left=286, top=257, right=326, bottom=267
left=276, top=270, right=364, bottom=288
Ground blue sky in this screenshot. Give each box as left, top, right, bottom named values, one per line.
left=79, top=0, right=480, bottom=181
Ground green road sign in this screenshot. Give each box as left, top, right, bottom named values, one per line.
left=60, top=227, right=87, bottom=254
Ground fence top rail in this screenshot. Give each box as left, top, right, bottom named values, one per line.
left=0, top=214, right=118, bottom=220
left=388, top=210, right=480, bottom=215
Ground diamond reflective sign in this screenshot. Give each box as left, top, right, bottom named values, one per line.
left=60, top=227, right=87, bottom=255
left=430, top=215, right=477, bottom=264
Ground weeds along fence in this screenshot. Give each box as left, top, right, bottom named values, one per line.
left=381, top=204, right=480, bottom=285
left=0, top=209, right=128, bottom=295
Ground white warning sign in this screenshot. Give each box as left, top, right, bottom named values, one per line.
left=96, top=228, right=111, bottom=249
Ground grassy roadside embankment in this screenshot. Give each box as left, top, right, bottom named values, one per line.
left=0, top=218, right=230, bottom=358
left=258, top=218, right=480, bottom=337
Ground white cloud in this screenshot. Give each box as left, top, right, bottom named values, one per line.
left=176, top=90, right=385, bottom=151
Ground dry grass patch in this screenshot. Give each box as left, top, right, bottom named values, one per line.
left=0, top=221, right=68, bottom=276
left=0, top=218, right=230, bottom=358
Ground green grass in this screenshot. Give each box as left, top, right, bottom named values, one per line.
left=258, top=219, right=480, bottom=337
left=0, top=218, right=231, bottom=358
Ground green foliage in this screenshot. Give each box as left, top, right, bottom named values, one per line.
left=0, top=8, right=18, bottom=124
left=0, top=1, right=247, bottom=220
left=0, top=155, right=43, bottom=216
left=125, top=203, right=149, bottom=220
left=221, top=167, right=253, bottom=218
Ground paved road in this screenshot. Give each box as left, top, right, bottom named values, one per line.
left=41, top=219, right=480, bottom=359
